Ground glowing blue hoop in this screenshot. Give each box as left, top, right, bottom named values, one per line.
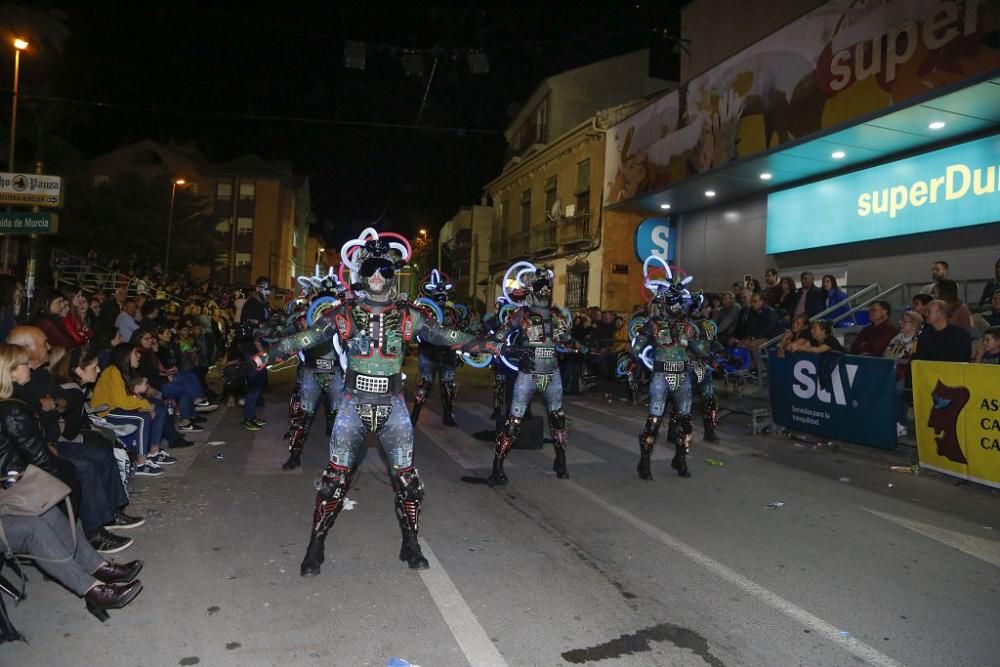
left=460, top=352, right=493, bottom=369
left=414, top=297, right=444, bottom=323
left=639, top=345, right=655, bottom=371
left=615, top=353, right=631, bottom=378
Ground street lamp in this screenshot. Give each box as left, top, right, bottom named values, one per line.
left=164, top=178, right=187, bottom=277
left=315, top=247, right=325, bottom=273
left=8, top=38, right=28, bottom=172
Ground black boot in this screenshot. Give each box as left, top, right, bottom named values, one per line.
left=300, top=533, right=326, bottom=577
left=282, top=450, right=302, bottom=470
left=703, top=423, right=719, bottom=443
left=299, top=465, right=348, bottom=576
left=553, top=447, right=569, bottom=479
left=703, top=397, right=720, bottom=442
left=486, top=456, right=508, bottom=486
left=441, top=381, right=458, bottom=427
left=671, top=422, right=692, bottom=478
left=637, top=416, right=661, bottom=480
left=395, top=468, right=429, bottom=569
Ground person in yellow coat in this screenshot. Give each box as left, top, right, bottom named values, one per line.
left=92, top=343, right=172, bottom=476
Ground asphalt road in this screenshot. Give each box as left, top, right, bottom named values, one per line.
left=5, top=363, right=999, bottom=667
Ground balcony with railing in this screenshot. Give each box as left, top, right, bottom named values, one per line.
left=557, top=211, right=593, bottom=246
left=531, top=225, right=557, bottom=257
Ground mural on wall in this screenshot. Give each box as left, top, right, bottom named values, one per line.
left=605, top=0, right=1000, bottom=203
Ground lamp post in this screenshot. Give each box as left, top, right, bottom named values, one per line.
left=164, top=178, right=186, bottom=277
left=3, top=38, right=28, bottom=272
left=8, top=38, right=27, bottom=172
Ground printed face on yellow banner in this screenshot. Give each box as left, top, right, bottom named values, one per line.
left=912, top=361, right=1000, bottom=489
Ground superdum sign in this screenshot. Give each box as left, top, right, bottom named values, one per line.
left=634, top=217, right=675, bottom=262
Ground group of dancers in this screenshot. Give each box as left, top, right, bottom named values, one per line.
left=228, top=227, right=723, bottom=576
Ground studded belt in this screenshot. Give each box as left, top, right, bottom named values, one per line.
left=345, top=370, right=402, bottom=394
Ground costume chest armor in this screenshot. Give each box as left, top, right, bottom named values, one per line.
left=335, top=303, right=411, bottom=376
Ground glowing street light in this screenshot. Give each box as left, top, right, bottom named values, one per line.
left=164, top=178, right=189, bottom=276
left=8, top=38, right=29, bottom=172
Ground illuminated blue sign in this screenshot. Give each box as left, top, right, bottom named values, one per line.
left=634, top=217, right=675, bottom=262
left=766, top=134, right=1000, bottom=254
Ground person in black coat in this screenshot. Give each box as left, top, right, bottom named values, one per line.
left=793, top=272, right=828, bottom=318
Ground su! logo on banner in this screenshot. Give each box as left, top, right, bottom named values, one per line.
left=791, top=359, right=860, bottom=407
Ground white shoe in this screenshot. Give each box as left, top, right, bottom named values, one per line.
left=896, top=423, right=908, bottom=437
left=238, top=398, right=245, bottom=406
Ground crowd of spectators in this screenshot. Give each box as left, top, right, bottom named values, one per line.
left=0, top=254, right=264, bottom=629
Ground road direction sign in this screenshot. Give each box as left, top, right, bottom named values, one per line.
left=0, top=172, right=63, bottom=208
left=0, top=212, right=59, bottom=234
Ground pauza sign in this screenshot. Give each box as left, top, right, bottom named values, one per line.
left=768, top=353, right=897, bottom=449
left=634, top=217, right=675, bottom=262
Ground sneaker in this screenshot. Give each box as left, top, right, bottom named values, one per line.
left=178, top=422, right=204, bottom=433
left=251, top=416, right=267, bottom=426
left=238, top=398, right=246, bottom=406
left=150, top=451, right=177, bottom=465
left=896, top=423, right=908, bottom=437
left=133, top=463, right=164, bottom=476
left=241, top=419, right=261, bottom=431
left=195, top=402, right=219, bottom=413
left=89, top=529, right=134, bottom=555
left=105, top=511, right=146, bottom=530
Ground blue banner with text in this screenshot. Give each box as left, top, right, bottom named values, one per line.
left=768, top=352, right=897, bottom=449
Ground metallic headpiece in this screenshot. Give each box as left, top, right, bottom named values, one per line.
left=502, top=261, right=553, bottom=304
left=339, top=227, right=412, bottom=286
left=420, top=269, right=453, bottom=303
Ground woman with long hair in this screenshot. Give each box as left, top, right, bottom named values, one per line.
left=62, top=286, right=95, bottom=348
left=91, top=343, right=172, bottom=475
left=799, top=319, right=846, bottom=354
left=821, top=275, right=850, bottom=322
left=0, top=343, right=143, bottom=620
left=29, top=288, right=78, bottom=349
left=933, top=279, right=972, bottom=331
left=776, top=276, right=797, bottom=317
left=135, top=329, right=213, bottom=432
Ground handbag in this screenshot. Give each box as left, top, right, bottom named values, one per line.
left=0, top=465, right=76, bottom=563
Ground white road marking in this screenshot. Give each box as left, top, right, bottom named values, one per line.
left=417, top=415, right=505, bottom=470
left=861, top=507, right=1000, bottom=568
left=418, top=538, right=510, bottom=667
left=459, top=403, right=607, bottom=465
left=566, top=481, right=906, bottom=667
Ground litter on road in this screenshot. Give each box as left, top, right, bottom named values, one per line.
left=766, top=501, right=785, bottom=509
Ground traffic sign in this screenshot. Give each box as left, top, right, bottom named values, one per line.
left=0, top=212, right=59, bottom=235
left=0, top=172, right=63, bottom=208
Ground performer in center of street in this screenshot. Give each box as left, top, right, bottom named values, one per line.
left=227, top=228, right=494, bottom=576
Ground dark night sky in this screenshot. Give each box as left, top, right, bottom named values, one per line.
left=4, top=1, right=683, bottom=246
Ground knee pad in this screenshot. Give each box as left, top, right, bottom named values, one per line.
left=316, top=463, right=349, bottom=500
left=395, top=467, right=425, bottom=503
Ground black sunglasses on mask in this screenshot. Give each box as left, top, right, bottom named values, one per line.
left=360, top=257, right=395, bottom=279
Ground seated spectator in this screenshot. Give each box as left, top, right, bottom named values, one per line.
left=0, top=275, right=24, bottom=342
left=977, top=258, right=1000, bottom=310
left=910, top=293, right=933, bottom=319
left=135, top=329, right=213, bottom=432
left=136, top=300, right=161, bottom=335
left=777, top=314, right=811, bottom=357
left=115, top=298, right=140, bottom=343
left=96, top=286, right=126, bottom=340
left=571, top=314, right=592, bottom=343
left=884, top=311, right=923, bottom=437
left=62, top=286, right=95, bottom=348
left=932, top=279, right=972, bottom=331
left=91, top=343, right=173, bottom=476
left=850, top=300, right=898, bottom=356
left=30, top=288, right=78, bottom=349
left=912, top=300, right=972, bottom=363
left=798, top=320, right=846, bottom=354
left=821, top=275, right=849, bottom=321
left=735, top=292, right=780, bottom=370
left=775, top=276, right=797, bottom=317
left=981, top=289, right=1000, bottom=327
left=794, top=272, right=826, bottom=318
left=0, top=345, right=143, bottom=620
left=973, top=327, right=1000, bottom=364
left=884, top=311, right=923, bottom=379
left=762, top=268, right=781, bottom=307
left=920, top=260, right=953, bottom=295
left=712, top=291, right=742, bottom=343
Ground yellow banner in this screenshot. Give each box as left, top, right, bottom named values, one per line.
left=912, top=361, right=1000, bottom=489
